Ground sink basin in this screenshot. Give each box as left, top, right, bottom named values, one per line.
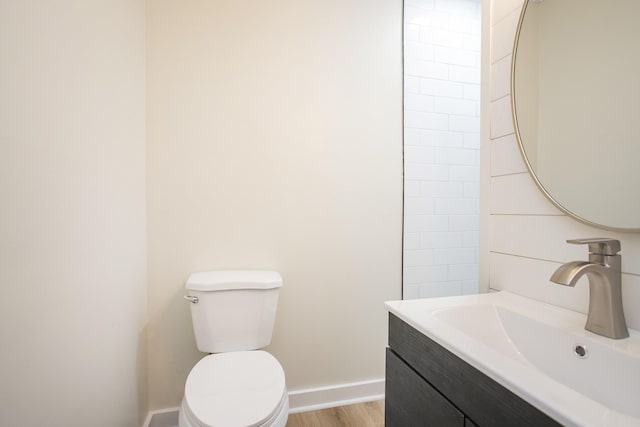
left=385, top=291, right=640, bottom=427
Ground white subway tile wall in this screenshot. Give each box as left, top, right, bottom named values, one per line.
left=488, top=0, right=640, bottom=330
left=404, top=0, right=481, bottom=299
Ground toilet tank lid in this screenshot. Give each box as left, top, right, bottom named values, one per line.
left=185, top=270, right=283, bottom=291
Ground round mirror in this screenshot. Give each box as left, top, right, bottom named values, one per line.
left=511, top=0, right=640, bottom=231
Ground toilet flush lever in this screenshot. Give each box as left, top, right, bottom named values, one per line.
left=184, top=295, right=199, bottom=304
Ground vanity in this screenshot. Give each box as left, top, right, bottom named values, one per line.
left=384, top=292, right=640, bottom=427
left=386, top=312, right=558, bottom=427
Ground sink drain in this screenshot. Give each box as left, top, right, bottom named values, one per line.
left=573, top=344, right=588, bottom=358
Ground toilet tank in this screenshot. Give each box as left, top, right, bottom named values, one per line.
left=185, top=270, right=282, bottom=353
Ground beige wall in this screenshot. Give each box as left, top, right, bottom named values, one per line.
left=146, top=0, right=403, bottom=410
left=0, top=1, right=147, bottom=426
left=487, top=0, right=640, bottom=329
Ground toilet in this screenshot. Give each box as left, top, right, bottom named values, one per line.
left=179, top=270, right=289, bottom=427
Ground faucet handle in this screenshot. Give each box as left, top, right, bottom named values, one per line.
left=567, top=238, right=621, bottom=255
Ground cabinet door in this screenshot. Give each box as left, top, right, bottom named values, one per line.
left=386, top=348, right=464, bottom=427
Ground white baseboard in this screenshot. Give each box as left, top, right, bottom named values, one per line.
left=143, top=406, right=180, bottom=427
left=143, top=378, right=385, bottom=426
left=287, top=378, right=385, bottom=414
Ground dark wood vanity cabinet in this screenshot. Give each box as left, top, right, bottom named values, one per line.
left=386, top=348, right=464, bottom=426
left=385, top=314, right=561, bottom=427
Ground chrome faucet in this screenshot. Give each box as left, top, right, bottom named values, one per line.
left=550, top=238, right=628, bottom=339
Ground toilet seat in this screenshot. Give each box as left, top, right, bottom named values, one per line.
left=182, top=351, right=287, bottom=427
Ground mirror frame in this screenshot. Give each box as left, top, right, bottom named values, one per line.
left=509, top=0, right=640, bottom=233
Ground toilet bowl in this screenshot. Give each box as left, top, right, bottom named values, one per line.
left=179, top=351, right=288, bottom=427
left=179, top=271, right=289, bottom=427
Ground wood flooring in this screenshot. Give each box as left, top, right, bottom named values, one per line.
left=286, top=400, right=384, bottom=427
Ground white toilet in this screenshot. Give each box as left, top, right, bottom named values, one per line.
left=179, top=270, right=289, bottom=427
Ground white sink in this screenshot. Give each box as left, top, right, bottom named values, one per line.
left=385, top=291, right=640, bottom=427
